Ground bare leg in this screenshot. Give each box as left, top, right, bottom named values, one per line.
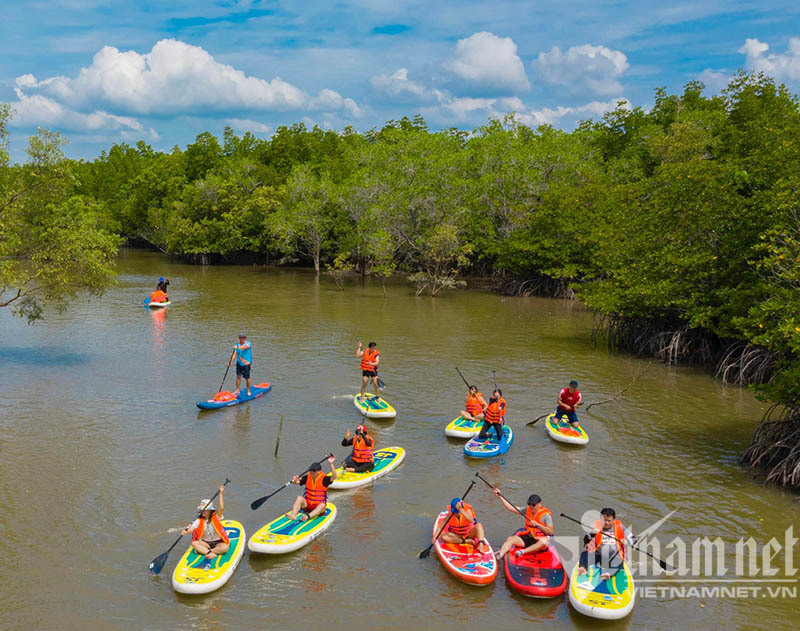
left=246, top=376, right=252, bottom=396
left=360, top=375, right=369, bottom=398
left=372, top=376, right=380, bottom=399
left=305, top=502, right=326, bottom=519
left=518, top=539, right=547, bottom=557
left=287, top=495, right=307, bottom=519
left=440, top=532, right=463, bottom=545
left=234, top=374, right=241, bottom=395
left=205, top=541, right=229, bottom=560
left=498, top=534, right=525, bottom=558
left=191, top=540, right=211, bottom=556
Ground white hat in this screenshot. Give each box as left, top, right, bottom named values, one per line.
left=197, top=499, right=215, bottom=511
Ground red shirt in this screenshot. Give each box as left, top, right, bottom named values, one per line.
left=558, top=387, right=581, bottom=410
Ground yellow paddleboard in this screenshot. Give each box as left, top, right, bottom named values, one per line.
left=569, top=560, right=635, bottom=619
left=172, top=519, right=245, bottom=594
left=248, top=503, right=338, bottom=554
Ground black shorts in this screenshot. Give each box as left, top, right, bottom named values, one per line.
left=236, top=363, right=251, bottom=379
left=200, top=539, right=223, bottom=548
left=519, top=533, right=539, bottom=548
left=344, top=456, right=375, bottom=473
left=362, top=370, right=377, bottom=378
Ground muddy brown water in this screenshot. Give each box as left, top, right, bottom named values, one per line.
left=1, top=249, right=797, bottom=630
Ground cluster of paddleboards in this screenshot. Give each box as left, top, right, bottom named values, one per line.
left=444, top=413, right=589, bottom=448
left=172, top=447, right=406, bottom=595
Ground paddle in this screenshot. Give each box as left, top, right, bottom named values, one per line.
left=217, top=349, right=237, bottom=395
left=560, top=513, right=671, bottom=571
left=455, top=367, right=471, bottom=390
left=250, top=454, right=334, bottom=511
left=418, top=480, right=476, bottom=559
left=526, top=412, right=551, bottom=427
left=148, top=478, right=230, bottom=574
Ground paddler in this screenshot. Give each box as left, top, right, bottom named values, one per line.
left=156, top=277, right=170, bottom=295
left=460, top=385, right=486, bottom=421
left=437, top=497, right=490, bottom=553
left=286, top=455, right=338, bottom=522
left=477, top=388, right=505, bottom=442
left=356, top=341, right=381, bottom=401
left=341, top=424, right=375, bottom=473
left=180, top=485, right=229, bottom=561
left=578, top=507, right=634, bottom=580
left=493, top=491, right=554, bottom=559
left=233, top=333, right=252, bottom=397
left=555, top=380, right=582, bottom=427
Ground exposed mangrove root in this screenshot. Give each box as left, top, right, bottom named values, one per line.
left=741, top=405, right=800, bottom=490
left=715, top=342, right=777, bottom=385
left=497, top=275, right=575, bottom=299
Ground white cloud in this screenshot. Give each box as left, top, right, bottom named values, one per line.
left=372, top=68, right=428, bottom=98
left=533, top=44, right=629, bottom=95
left=21, top=39, right=359, bottom=116
left=522, top=98, right=631, bottom=126
left=225, top=118, right=271, bottom=134
left=697, top=69, right=730, bottom=94
left=448, top=32, right=531, bottom=92
left=15, top=74, right=38, bottom=88
left=739, top=37, right=800, bottom=83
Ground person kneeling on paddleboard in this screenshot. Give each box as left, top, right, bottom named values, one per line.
left=461, top=385, right=486, bottom=422
left=356, top=341, right=381, bottom=402
left=437, top=498, right=490, bottom=553
left=287, top=456, right=338, bottom=522
left=233, top=333, right=252, bottom=397
left=578, top=507, right=634, bottom=580
left=555, top=380, right=582, bottom=426
left=181, top=486, right=229, bottom=562
left=494, top=491, right=554, bottom=559
left=477, top=389, right=505, bottom=443
left=341, top=425, right=375, bottom=473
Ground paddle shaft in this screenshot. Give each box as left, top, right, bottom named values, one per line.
left=455, top=367, right=471, bottom=390
left=475, top=472, right=532, bottom=523
left=419, top=480, right=475, bottom=558
left=250, top=453, right=334, bottom=510
left=560, top=513, right=670, bottom=570
left=492, top=370, right=498, bottom=392
left=218, top=349, right=237, bottom=393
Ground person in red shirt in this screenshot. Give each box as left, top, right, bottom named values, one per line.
left=555, top=380, right=582, bottom=426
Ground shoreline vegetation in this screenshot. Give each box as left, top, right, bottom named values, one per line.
left=1, top=72, right=798, bottom=488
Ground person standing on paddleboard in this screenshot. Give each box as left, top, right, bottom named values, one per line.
left=477, top=389, right=505, bottom=442
left=578, top=507, right=634, bottom=580
left=356, top=341, right=381, bottom=401
left=287, top=455, right=338, bottom=522
left=436, top=498, right=490, bottom=553
left=555, top=380, right=582, bottom=426
left=494, top=491, right=554, bottom=559
left=461, top=385, right=486, bottom=422
left=341, top=425, right=375, bottom=473
left=233, top=334, right=252, bottom=397
left=181, top=486, right=229, bottom=562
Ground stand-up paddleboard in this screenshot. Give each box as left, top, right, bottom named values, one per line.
left=444, top=415, right=482, bottom=438
left=544, top=413, right=589, bottom=445
left=569, top=560, right=635, bottom=619
left=432, top=510, right=497, bottom=586
left=248, top=503, right=337, bottom=554
left=197, top=383, right=272, bottom=410
left=464, top=426, right=513, bottom=458
left=146, top=300, right=170, bottom=308
left=503, top=530, right=567, bottom=598
left=172, top=520, right=245, bottom=594
left=353, top=393, right=396, bottom=419
left=330, top=447, right=405, bottom=489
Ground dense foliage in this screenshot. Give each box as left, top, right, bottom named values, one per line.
left=3, top=73, right=799, bottom=406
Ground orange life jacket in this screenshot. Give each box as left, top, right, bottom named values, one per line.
left=304, top=471, right=328, bottom=506
left=594, top=519, right=626, bottom=560
left=447, top=502, right=477, bottom=538
left=150, top=290, right=168, bottom=303
left=485, top=397, right=504, bottom=423
left=465, top=392, right=484, bottom=416
left=360, top=348, right=379, bottom=371
left=525, top=505, right=553, bottom=539
left=192, top=514, right=230, bottom=544
left=351, top=434, right=374, bottom=463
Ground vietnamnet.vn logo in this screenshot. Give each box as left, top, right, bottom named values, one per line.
left=553, top=510, right=799, bottom=599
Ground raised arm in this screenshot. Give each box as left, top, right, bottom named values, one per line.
left=327, top=455, right=338, bottom=481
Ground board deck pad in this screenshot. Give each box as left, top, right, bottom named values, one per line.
left=331, top=447, right=405, bottom=488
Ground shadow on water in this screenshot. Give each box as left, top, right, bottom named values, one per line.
left=0, top=346, right=88, bottom=366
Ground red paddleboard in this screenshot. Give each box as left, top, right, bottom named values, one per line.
left=432, top=510, right=497, bottom=586
left=503, top=529, right=567, bottom=598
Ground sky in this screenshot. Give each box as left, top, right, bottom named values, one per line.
left=2, top=0, right=800, bottom=160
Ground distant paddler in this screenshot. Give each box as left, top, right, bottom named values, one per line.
left=148, top=277, right=169, bottom=304
left=286, top=455, right=338, bottom=522
left=555, top=380, right=582, bottom=427
left=233, top=333, right=252, bottom=397
left=180, top=485, right=229, bottom=562
left=460, top=385, right=486, bottom=422
left=493, top=490, right=554, bottom=559
left=356, top=340, right=381, bottom=401
left=579, top=508, right=634, bottom=580
left=341, top=425, right=375, bottom=473
left=477, top=388, right=505, bottom=442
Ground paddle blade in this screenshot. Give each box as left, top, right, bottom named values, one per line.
left=419, top=544, right=434, bottom=559
left=250, top=496, right=268, bottom=511
left=148, top=551, right=169, bottom=574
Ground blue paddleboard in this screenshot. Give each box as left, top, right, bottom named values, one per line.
left=463, top=425, right=513, bottom=458
left=197, top=383, right=272, bottom=410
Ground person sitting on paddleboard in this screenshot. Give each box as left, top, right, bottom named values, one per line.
left=555, top=380, right=582, bottom=426
left=233, top=333, right=252, bottom=397
left=356, top=341, right=381, bottom=402
left=477, top=389, right=505, bottom=442
left=287, top=455, right=338, bottom=522
left=180, top=486, right=229, bottom=561
left=341, top=425, right=375, bottom=473
left=494, top=491, right=554, bottom=559
left=578, top=507, right=634, bottom=580
left=461, top=385, right=486, bottom=422
left=437, top=498, right=490, bottom=553
left=156, top=277, right=170, bottom=295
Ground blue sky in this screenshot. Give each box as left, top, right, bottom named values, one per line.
left=2, top=0, right=800, bottom=160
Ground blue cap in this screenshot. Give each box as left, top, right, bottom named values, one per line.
left=450, top=498, right=461, bottom=512
left=159, top=277, right=164, bottom=282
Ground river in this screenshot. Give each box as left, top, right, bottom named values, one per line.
left=1, top=248, right=797, bottom=630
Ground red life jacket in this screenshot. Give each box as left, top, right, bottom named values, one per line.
left=594, top=519, right=626, bottom=560
left=192, top=514, right=230, bottom=544
left=360, top=348, right=379, bottom=371
left=465, top=392, right=484, bottom=416
left=351, top=434, right=374, bottom=463
left=447, top=503, right=477, bottom=537
left=558, top=387, right=581, bottom=410
left=485, top=397, right=504, bottom=423
left=304, top=471, right=328, bottom=507
left=524, top=505, right=553, bottom=540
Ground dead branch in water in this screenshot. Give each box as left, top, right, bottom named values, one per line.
left=585, top=365, right=646, bottom=411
